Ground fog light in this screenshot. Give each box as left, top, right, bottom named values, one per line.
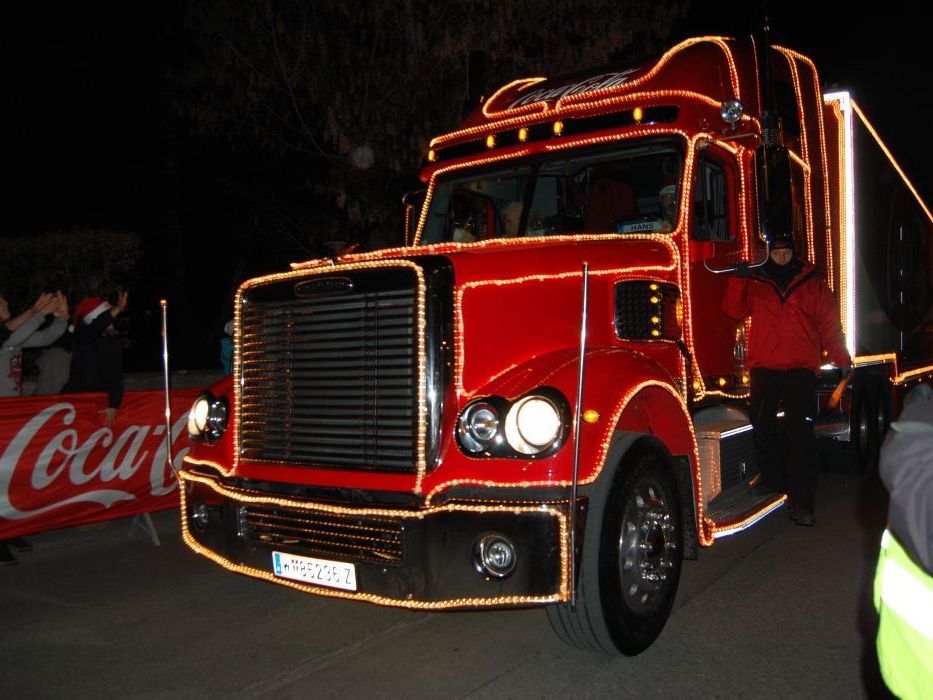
left=191, top=502, right=210, bottom=531
left=474, top=533, right=516, bottom=578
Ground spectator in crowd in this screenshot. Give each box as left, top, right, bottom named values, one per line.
left=0, top=289, right=67, bottom=565
left=63, top=291, right=128, bottom=427
left=0, top=290, right=69, bottom=397
left=220, top=319, right=233, bottom=375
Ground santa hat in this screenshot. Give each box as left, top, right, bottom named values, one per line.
left=74, top=297, right=111, bottom=325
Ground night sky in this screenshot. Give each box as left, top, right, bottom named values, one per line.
left=4, top=2, right=930, bottom=369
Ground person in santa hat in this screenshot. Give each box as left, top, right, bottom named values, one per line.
left=63, top=291, right=128, bottom=427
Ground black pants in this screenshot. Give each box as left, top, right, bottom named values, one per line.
left=749, top=367, right=819, bottom=512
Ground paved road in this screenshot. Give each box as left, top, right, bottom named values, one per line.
left=1, top=473, right=892, bottom=699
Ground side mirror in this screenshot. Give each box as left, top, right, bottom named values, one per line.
left=402, top=190, right=427, bottom=246
left=756, top=145, right=794, bottom=242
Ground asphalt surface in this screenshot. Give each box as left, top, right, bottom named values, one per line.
left=1, top=472, right=893, bottom=699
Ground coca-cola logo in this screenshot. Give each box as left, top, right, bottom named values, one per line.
left=507, top=68, right=641, bottom=110
left=0, top=402, right=190, bottom=520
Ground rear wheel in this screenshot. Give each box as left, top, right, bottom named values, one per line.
left=547, top=450, right=683, bottom=654
left=848, top=377, right=872, bottom=473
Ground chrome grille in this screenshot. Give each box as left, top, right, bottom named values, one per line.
left=240, top=504, right=403, bottom=565
left=238, top=267, right=420, bottom=472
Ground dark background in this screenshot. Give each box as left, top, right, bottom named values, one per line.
left=4, top=1, right=928, bottom=371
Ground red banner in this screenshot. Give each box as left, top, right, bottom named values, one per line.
left=0, top=389, right=198, bottom=539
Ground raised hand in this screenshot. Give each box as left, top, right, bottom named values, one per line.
left=32, top=292, right=56, bottom=315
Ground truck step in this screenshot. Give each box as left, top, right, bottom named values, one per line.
left=707, top=481, right=783, bottom=524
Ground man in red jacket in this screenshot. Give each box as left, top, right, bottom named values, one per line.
left=723, top=235, right=851, bottom=526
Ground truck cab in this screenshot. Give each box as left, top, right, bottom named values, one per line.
left=179, top=36, right=933, bottom=654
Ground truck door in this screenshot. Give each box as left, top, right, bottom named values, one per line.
left=687, top=144, right=746, bottom=390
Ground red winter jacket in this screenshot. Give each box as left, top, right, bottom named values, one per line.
left=723, top=263, right=850, bottom=373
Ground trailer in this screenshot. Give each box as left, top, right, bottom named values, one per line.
left=178, top=35, right=933, bottom=654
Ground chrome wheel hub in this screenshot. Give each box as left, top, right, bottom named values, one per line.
left=618, top=478, right=677, bottom=614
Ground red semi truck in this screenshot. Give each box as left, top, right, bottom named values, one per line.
left=179, top=35, right=933, bottom=654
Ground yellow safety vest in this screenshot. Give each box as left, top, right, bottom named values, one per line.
left=874, top=529, right=933, bottom=699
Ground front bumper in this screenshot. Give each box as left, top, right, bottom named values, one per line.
left=180, top=470, right=570, bottom=609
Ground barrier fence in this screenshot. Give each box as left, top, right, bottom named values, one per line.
left=0, top=389, right=198, bottom=540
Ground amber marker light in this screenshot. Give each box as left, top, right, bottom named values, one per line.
left=485, top=134, right=496, bottom=149
left=649, top=295, right=660, bottom=305
left=518, top=127, right=529, bottom=143
left=552, top=120, right=564, bottom=136
left=633, top=106, right=644, bottom=123
left=718, top=377, right=728, bottom=387
left=741, top=375, right=749, bottom=385
left=427, top=149, right=437, bottom=163
left=583, top=410, right=600, bottom=424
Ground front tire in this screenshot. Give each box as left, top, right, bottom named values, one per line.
left=547, top=449, right=683, bottom=654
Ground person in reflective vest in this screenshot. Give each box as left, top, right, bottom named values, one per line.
left=875, top=384, right=933, bottom=699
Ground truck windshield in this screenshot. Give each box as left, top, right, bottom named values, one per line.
left=420, top=139, right=684, bottom=244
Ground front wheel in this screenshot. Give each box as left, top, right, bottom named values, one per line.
left=547, top=450, right=683, bottom=654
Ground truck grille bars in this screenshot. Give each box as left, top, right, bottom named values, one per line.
left=238, top=266, right=422, bottom=473
left=239, top=504, right=404, bottom=565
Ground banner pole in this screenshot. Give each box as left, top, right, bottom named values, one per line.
left=160, top=299, right=179, bottom=480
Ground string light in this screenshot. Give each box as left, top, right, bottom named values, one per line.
left=231, top=260, right=430, bottom=494
left=559, top=36, right=742, bottom=108
left=824, top=93, right=856, bottom=354
left=481, top=77, right=548, bottom=119
left=779, top=47, right=835, bottom=283
left=179, top=471, right=571, bottom=606
left=851, top=101, right=933, bottom=224
left=712, top=495, right=787, bottom=538
left=447, top=37, right=738, bottom=149
left=454, top=253, right=679, bottom=395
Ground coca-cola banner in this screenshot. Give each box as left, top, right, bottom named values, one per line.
left=0, top=389, right=198, bottom=540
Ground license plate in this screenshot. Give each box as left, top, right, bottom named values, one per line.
left=271, top=551, right=358, bottom=591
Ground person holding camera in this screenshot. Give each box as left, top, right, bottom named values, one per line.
left=0, top=290, right=68, bottom=398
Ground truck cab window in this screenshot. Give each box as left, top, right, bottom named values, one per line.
left=692, top=157, right=732, bottom=242
left=420, top=139, right=684, bottom=244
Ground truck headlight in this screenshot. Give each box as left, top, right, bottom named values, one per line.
left=458, top=402, right=501, bottom=453
left=505, top=395, right=563, bottom=455
left=187, top=392, right=229, bottom=443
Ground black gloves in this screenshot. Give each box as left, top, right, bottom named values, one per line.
left=732, top=262, right=752, bottom=278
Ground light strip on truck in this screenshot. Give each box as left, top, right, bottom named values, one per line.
left=850, top=101, right=933, bottom=225
left=824, top=91, right=856, bottom=357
